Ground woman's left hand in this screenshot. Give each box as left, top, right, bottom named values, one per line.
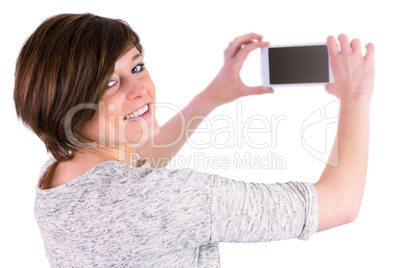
left=202, top=33, right=274, bottom=108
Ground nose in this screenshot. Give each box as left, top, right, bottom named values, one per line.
left=125, top=75, right=147, bottom=100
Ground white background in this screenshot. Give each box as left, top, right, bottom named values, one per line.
left=1, top=0, right=401, bottom=267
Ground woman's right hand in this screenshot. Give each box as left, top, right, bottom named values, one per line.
left=325, top=34, right=375, bottom=103
left=201, top=33, right=273, bottom=109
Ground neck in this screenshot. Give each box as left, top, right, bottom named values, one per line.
left=78, top=144, right=138, bottom=167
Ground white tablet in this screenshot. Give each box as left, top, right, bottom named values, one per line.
left=261, top=43, right=334, bottom=87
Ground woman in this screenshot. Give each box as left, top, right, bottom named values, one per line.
left=14, top=13, right=374, bottom=267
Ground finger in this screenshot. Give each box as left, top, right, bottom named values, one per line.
left=232, top=33, right=264, bottom=46
left=233, top=41, right=270, bottom=67
left=365, top=42, right=375, bottom=62
left=351, top=38, right=362, bottom=56
left=227, top=33, right=264, bottom=59
left=245, top=86, right=274, bottom=96
left=226, top=40, right=255, bottom=61
left=338, top=34, right=350, bottom=52
left=327, top=36, right=339, bottom=58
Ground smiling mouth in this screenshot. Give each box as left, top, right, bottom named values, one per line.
left=123, top=103, right=149, bottom=120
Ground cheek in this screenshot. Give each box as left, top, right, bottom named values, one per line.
left=82, top=102, right=120, bottom=143
left=145, top=74, right=156, bottom=99
left=148, top=88, right=156, bottom=101
left=81, top=112, right=101, bottom=140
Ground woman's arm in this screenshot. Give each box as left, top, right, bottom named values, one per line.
left=313, top=34, right=375, bottom=232
left=137, top=33, right=274, bottom=168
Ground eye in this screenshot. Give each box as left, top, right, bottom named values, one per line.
left=107, top=79, right=118, bottom=89
left=132, top=62, right=145, bottom=74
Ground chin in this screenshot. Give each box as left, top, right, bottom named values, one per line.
left=125, top=124, right=160, bottom=146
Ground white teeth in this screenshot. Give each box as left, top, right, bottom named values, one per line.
left=124, top=104, right=149, bottom=120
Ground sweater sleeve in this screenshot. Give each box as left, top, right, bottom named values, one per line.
left=209, top=175, right=319, bottom=243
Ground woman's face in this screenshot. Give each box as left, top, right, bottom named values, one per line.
left=82, top=47, right=160, bottom=148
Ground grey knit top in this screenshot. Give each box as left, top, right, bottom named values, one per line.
left=35, top=156, right=319, bottom=267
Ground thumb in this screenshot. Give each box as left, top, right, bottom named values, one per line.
left=245, top=86, right=274, bottom=95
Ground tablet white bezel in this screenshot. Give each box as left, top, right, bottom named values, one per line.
left=261, top=42, right=334, bottom=87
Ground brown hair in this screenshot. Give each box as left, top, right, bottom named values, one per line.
left=14, top=13, right=142, bottom=162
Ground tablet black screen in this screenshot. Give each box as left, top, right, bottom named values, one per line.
left=268, top=45, right=330, bottom=84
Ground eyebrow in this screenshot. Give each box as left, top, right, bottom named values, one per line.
left=132, top=53, right=141, bottom=62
